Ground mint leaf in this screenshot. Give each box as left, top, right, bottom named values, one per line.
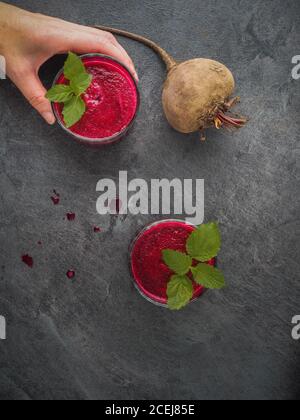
left=45, top=84, right=74, bottom=103
left=162, top=249, right=192, bottom=275
left=70, top=73, right=92, bottom=95
left=167, top=275, right=194, bottom=310
left=46, top=53, right=92, bottom=127
left=62, top=96, right=86, bottom=128
left=191, top=263, right=225, bottom=289
left=187, top=222, right=221, bottom=262
left=64, top=52, right=86, bottom=81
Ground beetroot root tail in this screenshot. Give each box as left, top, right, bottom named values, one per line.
left=215, top=111, right=248, bottom=130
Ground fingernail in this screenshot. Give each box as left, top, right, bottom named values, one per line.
left=42, top=112, right=56, bottom=125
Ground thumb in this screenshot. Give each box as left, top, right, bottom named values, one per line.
left=12, top=70, right=56, bottom=125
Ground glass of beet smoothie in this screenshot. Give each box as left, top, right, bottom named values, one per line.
left=130, top=220, right=216, bottom=307
left=52, top=54, right=139, bottom=146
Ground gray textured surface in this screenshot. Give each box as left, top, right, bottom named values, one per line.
left=0, top=0, right=299, bottom=401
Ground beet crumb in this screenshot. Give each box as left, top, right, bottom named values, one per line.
left=67, top=270, right=75, bottom=279
left=51, top=190, right=60, bottom=205
left=66, top=212, right=76, bottom=221
left=22, top=254, right=33, bottom=268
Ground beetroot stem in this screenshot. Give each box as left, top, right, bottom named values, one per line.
left=94, top=25, right=177, bottom=71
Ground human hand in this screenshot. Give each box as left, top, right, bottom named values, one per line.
left=0, top=2, right=138, bottom=124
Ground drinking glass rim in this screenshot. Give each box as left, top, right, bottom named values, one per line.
left=129, top=219, right=208, bottom=308
left=51, top=53, right=140, bottom=145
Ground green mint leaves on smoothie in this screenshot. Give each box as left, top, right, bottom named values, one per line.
left=162, top=250, right=192, bottom=276
left=62, top=96, right=86, bottom=129
left=45, top=84, right=74, bottom=103
left=191, top=264, right=225, bottom=290
left=187, top=222, right=221, bottom=262
left=167, top=275, right=194, bottom=311
left=63, top=51, right=87, bottom=80
left=46, top=52, right=92, bottom=128
left=162, top=222, right=225, bottom=310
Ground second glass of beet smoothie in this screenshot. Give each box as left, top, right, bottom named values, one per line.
left=130, top=220, right=216, bottom=307
left=52, top=54, right=140, bottom=146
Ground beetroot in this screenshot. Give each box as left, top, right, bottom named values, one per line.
left=95, top=26, right=247, bottom=140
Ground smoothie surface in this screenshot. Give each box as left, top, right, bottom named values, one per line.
left=54, top=56, right=138, bottom=140
left=131, top=220, right=215, bottom=305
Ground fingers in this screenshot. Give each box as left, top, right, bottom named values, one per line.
left=11, top=69, right=56, bottom=125
left=65, top=29, right=138, bottom=82
left=111, top=39, right=139, bottom=81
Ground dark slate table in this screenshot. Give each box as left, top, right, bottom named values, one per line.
left=0, top=0, right=299, bottom=400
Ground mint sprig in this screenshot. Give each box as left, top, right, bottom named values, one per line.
left=187, top=222, right=221, bottom=262
left=167, top=275, right=194, bottom=310
left=62, top=96, right=86, bottom=129
left=63, top=52, right=86, bottom=81
left=162, top=222, right=225, bottom=310
left=191, top=264, right=225, bottom=289
left=45, top=84, right=74, bottom=103
left=46, top=52, right=92, bottom=128
left=162, top=250, right=192, bottom=275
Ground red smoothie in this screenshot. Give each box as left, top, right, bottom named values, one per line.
left=53, top=55, right=139, bottom=144
left=131, top=220, right=216, bottom=306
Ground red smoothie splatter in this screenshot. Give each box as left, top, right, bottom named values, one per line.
left=22, top=254, right=34, bottom=268
left=110, top=198, right=122, bottom=214
left=66, top=270, right=75, bottom=279
left=53, top=56, right=138, bottom=141
left=94, top=226, right=101, bottom=233
left=131, top=220, right=215, bottom=305
left=51, top=190, right=60, bottom=205
left=66, top=212, right=76, bottom=221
